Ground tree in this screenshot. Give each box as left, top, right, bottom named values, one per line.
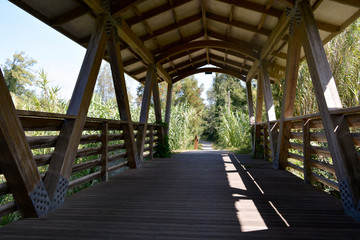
left=95, top=64, right=115, bottom=103
left=203, top=73, right=248, bottom=140
left=2, top=51, right=37, bottom=95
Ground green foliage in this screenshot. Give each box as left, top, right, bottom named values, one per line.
left=154, top=134, right=171, bottom=158
left=2, top=51, right=37, bottom=95
left=203, top=74, right=249, bottom=148
left=168, top=103, right=198, bottom=150
left=216, top=110, right=252, bottom=153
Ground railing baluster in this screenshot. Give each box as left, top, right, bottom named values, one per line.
left=101, top=122, right=109, bottom=182
left=303, top=119, right=311, bottom=184
left=148, top=125, right=154, bottom=159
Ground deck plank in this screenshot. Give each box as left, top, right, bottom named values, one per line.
left=1, top=150, right=360, bottom=239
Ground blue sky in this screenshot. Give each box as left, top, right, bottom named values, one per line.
left=0, top=1, right=214, bottom=101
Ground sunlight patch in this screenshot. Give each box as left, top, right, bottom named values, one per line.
left=235, top=200, right=268, bottom=232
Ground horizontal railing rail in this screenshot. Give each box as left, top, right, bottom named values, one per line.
left=254, top=107, right=360, bottom=194
left=0, top=110, right=162, bottom=219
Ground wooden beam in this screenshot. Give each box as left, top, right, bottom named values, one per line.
left=136, top=65, right=156, bottom=160
left=206, top=12, right=272, bottom=36
left=50, top=7, right=88, bottom=26
left=140, top=14, right=202, bottom=42
left=246, top=60, right=259, bottom=82
left=275, top=24, right=301, bottom=170
left=298, top=0, right=360, bottom=221
left=156, top=40, right=258, bottom=63
left=0, top=69, right=50, bottom=217
left=252, top=73, right=264, bottom=156
left=83, top=1, right=172, bottom=84
left=100, top=122, right=109, bottom=182
left=260, top=61, right=277, bottom=161
left=246, top=81, right=255, bottom=125
left=172, top=67, right=246, bottom=83
left=107, top=28, right=140, bottom=168
left=44, top=15, right=107, bottom=205
left=125, top=0, right=192, bottom=26
left=153, top=79, right=164, bottom=143
left=330, top=0, right=360, bottom=8
left=112, top=0, right=147, bottom=18
left=164, top=83, right=173, bottom=135
left=207, top=31, right=261, bottom=53
left=217, top=0, right=283, bottom=18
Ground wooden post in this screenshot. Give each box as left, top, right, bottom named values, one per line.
left=260, top=61, right=278, bottom=162
left=101, top=122, right=109, bottom=182
left=299, top=0, right=360, bottom=220
left=164, top=83, right=173, bottom=135
left=252, top=74, right=264, bottom=157
left=106, top=27, right=139, bottom=169
left=153, top=79, right=164, bottom=143
left=263, top=124, right=269, bottom=161
left=275, top=23, right=301, bottom=169
left=136, top=64, right=156, bottom=160
left=148, top=125, right=154, bottom=159
left=303, top=119, right=311, bottom=184
left=44, top=15, right=107, bottom=208
left=0, top=69, right=50, bottom=217
left=246, top=81, right=255, bottom=125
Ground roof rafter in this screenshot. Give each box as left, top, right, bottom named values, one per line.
left=156, top=40, right=258, bottom=63
left=125, top=0, right=192, bottom=26
left=216, top=0, right=283, bottom=18
left=83, top=0, right=171, bottom=84
left=111, top=0, right=147, bottom=18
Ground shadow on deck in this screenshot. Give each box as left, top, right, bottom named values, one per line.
left=1, top=150, right=360, bottom=239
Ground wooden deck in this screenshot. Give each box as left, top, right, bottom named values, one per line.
left=1, top=149, right=360, bottom=239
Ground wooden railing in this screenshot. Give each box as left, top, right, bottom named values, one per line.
left=255, top=106, right=360, bottom=194
left=0, top=110, right=161, bottom=219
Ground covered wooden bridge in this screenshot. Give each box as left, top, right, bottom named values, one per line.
left=1, top=0, right=360, bottom=238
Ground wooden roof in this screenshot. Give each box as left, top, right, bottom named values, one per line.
left=9, top=0, right=360, bottom=84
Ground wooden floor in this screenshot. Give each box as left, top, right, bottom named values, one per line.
left=1, top=149, right=360, bottom=239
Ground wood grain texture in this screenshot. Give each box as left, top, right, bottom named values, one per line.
left=1, top=151, right=360, bottom=239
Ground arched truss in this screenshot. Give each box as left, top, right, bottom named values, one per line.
left=172, top=67, right=246, bottom=83
left=156, top=40, right=258, bottom=64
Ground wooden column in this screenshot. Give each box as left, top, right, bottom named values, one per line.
left=44, top=15, right=107, bottom=207
left=303, top=119, right=311, bottom=184
left=246, top=81, right=255, bottom=125
left=136, top=64, right=156, bottom=160
left=153, top=79, right=164, bottom=143
left=0, top=69, right=50, bottom=217
left=274, top=24, right=301, bottom=169
left=164, top=83, right=173, bottom=135
left=101, top=122, right=109, bottom=182
left=106, top=27, right=139, bottom=169
left=299, top=0, right=360, bottom=220
left=263, top=124, right=269, bottom=161
left=252, top=74, right=264, bottom=157
left=260, top=61, right=278, bottom=162
left=148, top=125, right=154, bottom=159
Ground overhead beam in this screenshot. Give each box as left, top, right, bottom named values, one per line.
left=50, top=7, right=88, bottom=26
left=246, top=11, right=290, bottom=81
left=83, top=0, right=172, bottom=84
left=331, top=0, right=360, bottom=8
left=112, top=0, right=147, bottom=18
left=207, top=12, right=272, bottom=36
left=140, top=14, right=202, bottom=42
left=173, top=67, right=246, bottom=83
left=125, top=0, right=192, bottom=26
left=156, top=40, right=258, bottom=63
left=216, top=0, right=283, bottom=18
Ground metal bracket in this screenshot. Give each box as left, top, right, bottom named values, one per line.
left=29, top=181, right=51, bottom=217
left=340, top=178, right=360, bottom=221
left=286, top=1, right=302, bottom=35
left=50, top=175, right=69, bottom=210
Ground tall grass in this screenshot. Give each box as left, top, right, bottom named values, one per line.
left=217, top=110, right=251, bottom=153
left=168, top=103, right=197, bottom=150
